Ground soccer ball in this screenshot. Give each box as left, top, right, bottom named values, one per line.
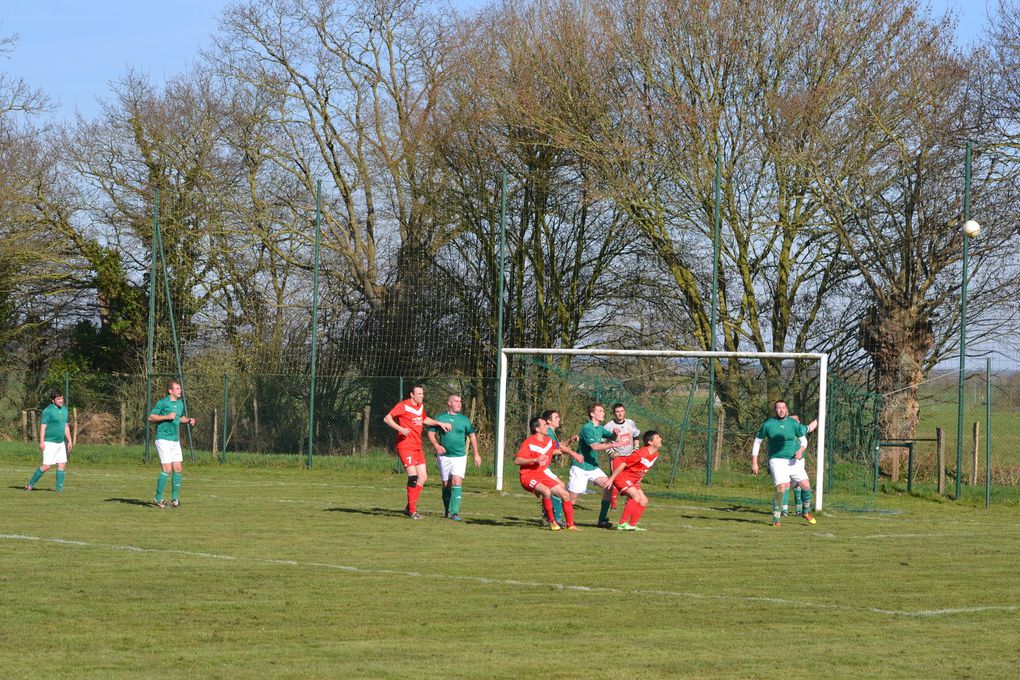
left=963, top=220, right=981, bottom=237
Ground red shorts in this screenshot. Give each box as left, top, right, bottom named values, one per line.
left=519, top=469, right=561, bottom=492
left=613, top=475, right=640, bottom=492
left=398, top=448, right=426, bottom=467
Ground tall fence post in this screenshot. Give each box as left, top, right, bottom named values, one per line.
left=22, top=410, right=28, bottom=442
left=222, top=374, right=229, bottom=464
left=307, top=180, right=321, bottom=469
left=970, top=422, right=979, bottom=486
left=985, top=357, right=992, bottom=509
left=119, top=402, right=126, bottom=447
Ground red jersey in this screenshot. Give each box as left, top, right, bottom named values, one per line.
left=388, top=398, right=427, bottom=455
left=614, top=446, right=660, bottom=482
left=515, top=433, right=556, bottom=472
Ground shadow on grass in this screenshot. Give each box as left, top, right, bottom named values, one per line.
left=324, top=506, right=416, bottom=518
left=105, top=497, right=159, bottom=508
left=11, top=485, right=55, bottom=492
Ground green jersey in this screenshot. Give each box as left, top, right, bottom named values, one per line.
left=573, top=421, right=615, bottom=471
left=756, top=417, right=808, bottom=459
left=41, top=403, right=69, bottom=443
left=151, top=396, right=185, bottom=442
left=430, top=412, right=475, bottom=457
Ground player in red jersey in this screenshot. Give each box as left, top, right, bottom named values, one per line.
left=383, top=385, right=452, bottom=519
left=514, top=416, right=579, bottom=531
left=604, top=430, right=662, bottom=531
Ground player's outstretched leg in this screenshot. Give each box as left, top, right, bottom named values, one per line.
left=26, top=465, right=47, bottom=490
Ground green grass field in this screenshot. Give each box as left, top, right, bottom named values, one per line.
left=3, top=445, right=1019, bottom=679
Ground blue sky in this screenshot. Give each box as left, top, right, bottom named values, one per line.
left=1, top=0, right=995, bottom=122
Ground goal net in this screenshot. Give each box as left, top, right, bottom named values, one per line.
left=495, top=348, right=830, bottom=510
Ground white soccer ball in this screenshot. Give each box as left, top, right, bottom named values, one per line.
left=963, top=220, right=981, bottom=237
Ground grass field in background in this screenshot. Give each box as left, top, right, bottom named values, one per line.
left=2, top=446, right=1019, bottom=679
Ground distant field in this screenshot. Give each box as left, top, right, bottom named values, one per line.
left=2, top=447, right=1019, bottom=678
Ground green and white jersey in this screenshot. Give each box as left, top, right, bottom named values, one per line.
left=756, top=417, right=808, bottom=460
left=430, top=412, right=475, bottom=457
left=573, top=421, right=615, bottom=471
left=41, top=404, right=69, bottom=443
left=151, top=397, right=185, bottom=442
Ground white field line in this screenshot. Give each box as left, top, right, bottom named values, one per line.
left=2, top=533, right=1015, bottom=619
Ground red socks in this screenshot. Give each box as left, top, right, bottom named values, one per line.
left=407, top=484, right=422, bottom=512
left=562, top=500, right=575, bottom=527
left=542, top=497, right=555, bottom=522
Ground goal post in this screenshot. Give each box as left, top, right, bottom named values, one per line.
left=495, top=348, right=829, bottom=510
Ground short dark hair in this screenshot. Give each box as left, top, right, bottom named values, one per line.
left=643, top=430, right=659, bottom=446
left=50, top=388, right=64, bottom=401
left=540, top=409, right=558, bottom=421
left=166, top=380, right=181, bottom=392
left=587, top=402, right=604, bottom=417
left=409, top=384, right=424, bottom=396
left=774, top=400, right=788, bottom=408
left=528, top=416, right=545, bottom=434
left=612, top=403, right=625, bottom=411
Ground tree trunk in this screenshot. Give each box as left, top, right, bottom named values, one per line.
left=859, top=303, right=934, bottom=473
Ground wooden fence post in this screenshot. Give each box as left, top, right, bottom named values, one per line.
left=936, top=427, right=945, bottom=495
left=22, top=410, right=28, bottom=442
left=970, top=422, right=979, bottom=485
left=119, top=402, right=127, bottom=447
left=212, top=407, right=219, bottom=459
left=362, top=405, right=370, bottom=453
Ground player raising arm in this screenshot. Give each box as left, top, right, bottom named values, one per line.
left=384, top=385, right=452, bottom=520
left=605, top=430, right=662, bottom=531
left=514, top=416, right=579, bottom=531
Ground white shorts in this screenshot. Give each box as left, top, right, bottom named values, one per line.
left=567, top=465, right=608, bottom=493
left=769, top=457, right=809, bottom=486
left=155, top=439, right=183, bottom=465
left=436, top=454, right=468, bottom=482
left=42, top=442, right=67, bottom=466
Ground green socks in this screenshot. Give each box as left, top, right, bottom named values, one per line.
left=801, top=487, right=812, bottom=514
left=155, top=471, right=169, bottom=501
left=442, top=486, right=452, bottom=514
left=774, top=488, right=790, bottom=522
left=449, top=486, right=463, bottom=515
left=171, top=472, right=182, bottom=501
left=551, top=495, right=565, bottom=523
left=55, top=469, right=65, bottom=492
left=28, top=467, right=45, bottom=487
left=599, top=499, right=611, bottom=523
left=793, top=487, right=803, bottom=513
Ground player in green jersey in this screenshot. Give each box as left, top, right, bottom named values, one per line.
left=25, top=389, right=74, bottom=492
left=567, top=403, right=619, bottom=528
left=751, top=400, right=817, bottom=526
left=428, top=394, right=482, bottom=521
left=148, top=380, right=196, bottom=508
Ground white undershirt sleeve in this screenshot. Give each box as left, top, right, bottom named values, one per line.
left=752, top=438, right=763, bottom=457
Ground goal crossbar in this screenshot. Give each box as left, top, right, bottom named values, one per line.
left=495, top=348, right=829, bottom=510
